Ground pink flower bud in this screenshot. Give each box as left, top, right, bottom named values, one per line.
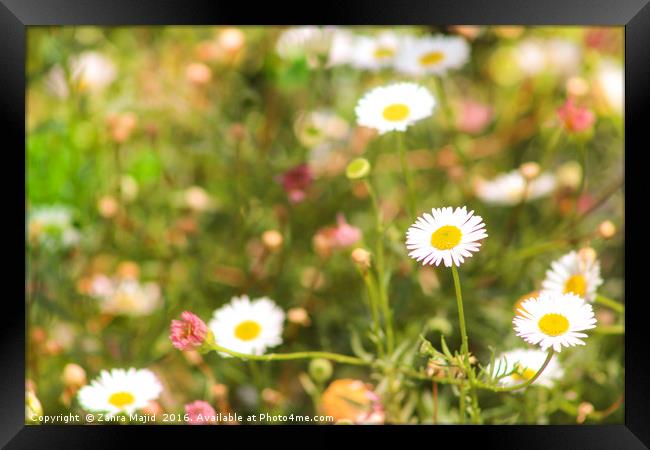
left=170, top=312, right=208, bottom=350
left=184, top=400, right=217, bottom=425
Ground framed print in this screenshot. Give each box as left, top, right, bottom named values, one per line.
left=3, top=0, right=649, bottom=447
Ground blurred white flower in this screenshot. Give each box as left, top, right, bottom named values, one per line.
left=595, top=59, right=623, bottom=114
left=98, top=279, right=162, bottom=317
left=350, top=32, right=401, bottom=71
left=475, top=170, right=556, bottom=206
left=275, top=26, right=335, bottom=61
left=294, top=109, right=350, bottom=148
left=28, top=205, right=81, bottom=249
left=46, top=52, right=117, bottom=97
left=515, top=38, right=581, bottom=78
left=395, top=35, right=470, bottom=76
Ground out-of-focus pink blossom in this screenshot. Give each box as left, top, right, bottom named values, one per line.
left=170, top=311, right=208, bottom=350
left=185, top=400, right=217, bottom=425
left=278, top=164, right=313, bottom=204
left=557, top=97, right=596, bottom=133
left=456, top=100, right=493, bottom=134
left=315, top=214, right=362, bottom=255
left=329, top=214, right=362, bottom=248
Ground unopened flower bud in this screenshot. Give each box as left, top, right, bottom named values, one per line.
left=597, top=220, right=616, bottom=239
left=211, top=383, right=229, bottom=401
left=345, top=158, right=371, bottom=180
left=350, top=247, right=372, bottom=271
left=97, top=195, right=119, bottom=218
left=186, top=63, right=212, bottom=85
left=261, top=388, right=284, bottom=406
left=309, top=358, right=333, bottom=383
left=262, top=230, right=283, bottom=251
left=578, top=247, right=597, bottom=263
left=287, top=307, right=311, bottom=326
left=62, top=363, right=87, bottom=388
left=520, top=162, right=541, bottom=180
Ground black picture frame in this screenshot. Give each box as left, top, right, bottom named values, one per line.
left=3, top=0, right=648, bottom=447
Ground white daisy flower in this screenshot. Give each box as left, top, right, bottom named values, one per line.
left=351, top=32, right=401, bottom=71
left=406, top=206, right=487, bottom=267
left=475, top=170, right=556, bottom=206
left=541, top=249, right=603, bottom=302
left=209, top=295, right=285, bottom=356
left=355, top=82, right=435, bottom=134
left=77, top=368, right=162, bottom=416
left=492, top=349, right=563, bottom=389
left=395, top=35, right=470, bottom=76
left=513, top=292, right=597, bottom=352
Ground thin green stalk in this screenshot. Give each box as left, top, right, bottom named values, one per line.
left=451, top=265, right=469, bottom=355
left=396, top=131, right=417, bottom=219
left=210, top=343, right=369, bottom=366
left=359, top=268, right=385, bottom=358
left=364, top=180, right=394, bottom=354
left=433, top=76, right=467, bottom=165
left=595, top=294, right=624, bottom=314
left=458, top=383, right=467, bottom=424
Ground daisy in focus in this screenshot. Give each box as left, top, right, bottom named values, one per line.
left=541, top=248, right=603, bottom=302
left=355, top=82, right=435, bottom=134
left=209, top=295, right=285, bottom=356
left=395, top=35, right=470, bottom=76
left=513, top=292, right=597, bottom=352
left=493, top=348, right=563, bottom=388
left=474, top=169, right=556, bottom=206
left=406, top=206, right=487, bottom=267
left=77, top=368, right=162, bottom=416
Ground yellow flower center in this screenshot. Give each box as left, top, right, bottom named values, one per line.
left=373, top=47, right=395, bottom=60
left=538, top=313, right=570, bottom=337
left=234, top=320, right=262, bottom=341
left=430, top=225, right=462, bottom=250
left=419, top=51, right=445, bottom=66
left=108, top=391, right=135, bottom=409
left=511, top=367, right=537, bottom=382
left=563, top=274, right=587, bottom=297
left=382, top=103, right=410, bottom=122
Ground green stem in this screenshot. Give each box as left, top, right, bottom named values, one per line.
left=359, top=269, right=385, bottom=358
left=451, top=265, right=469, bottom=356
left=433, top=76, right=467, bottom=165
left=210, top=343, right=369, bottom=366
left=595, top=294, right=624, bottom=314
left=488, top=349, right=555, bottom=392
left=364, top=180, right=394, bottom=354
left=396, top=132, right=416, bottom=219
left=459, top=383, right=467, bottom=424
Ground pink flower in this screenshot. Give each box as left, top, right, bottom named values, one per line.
left=329, top=213, right=362, bottom=249
left=557, top=97, right=596, bottom=133
left=185, top=400, right=217, bottom=425
left=456, top=100, right=493, bottom=134
left=170, top=311, right=208, bottom=350
left=278, top=164, right=313, bottom=204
